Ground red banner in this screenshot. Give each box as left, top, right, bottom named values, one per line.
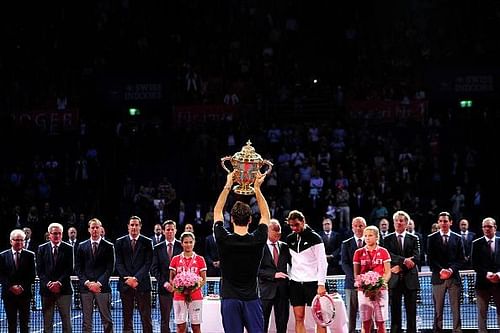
left=173, top=104, right=238, bottom=125
left=347, top=100, right=427, bottom=122
left=12, top=109, right=79, bottom=134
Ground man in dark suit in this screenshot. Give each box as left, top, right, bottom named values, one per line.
left=258, top=219, right=290, bottom=333
left=0, top=229, right=36, bottom=333
left=385, top=211, right=420, bottom=333
left=151, top=220, right=182, bottom=333
left=67, top=226, right=80, bottom=249
left=379, top=218, right=390, bottom=239
left=407, top=219, right=426, bottom=269
left=459, top=218, right=476, bottom=269
left=427, top=211, right=466, bottom=333
left=36, top=222, right=74, bottom=333
left=22, top=227, right=37, bottom=252
left=204, top=233, right=220, bottom=277
left=67, top=226, right=80, bottom=275
left=340, top=216, right=366, bottom=333
left=471, top=217, right=500, bottom=332
left=75, top=218, right=115, bottom=333
left=319, top=217, right=342, bottom=275
left=115, top=216, right=153, bottom=333
left=151, top=223, right=165, bottom=246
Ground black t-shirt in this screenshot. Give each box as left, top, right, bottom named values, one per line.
left=214, top=220, right=268, bottom=300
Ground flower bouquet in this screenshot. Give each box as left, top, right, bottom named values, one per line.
left=172, top=271, right=202, bottom=303
left=354, top=271, right=386, bottom=301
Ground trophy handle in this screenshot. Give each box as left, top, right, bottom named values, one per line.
left=220, top=156, right=233, bottom=173
left=260, top=160, right=274, bottom=175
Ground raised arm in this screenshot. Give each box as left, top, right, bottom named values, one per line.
left=214, top=171, right=235, bottom=223
left=253, top=171, right=270, bottom=225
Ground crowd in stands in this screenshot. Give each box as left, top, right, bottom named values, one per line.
left=0, top=111, right=495, bottom=260
left=1, top=0, right=499, bottom=255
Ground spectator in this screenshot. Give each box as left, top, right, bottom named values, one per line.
left=407, top=219, right=426, bottom=269
left=370, top=201, right=389, bottom=226
left=319, top=218, right=342, bottom=276
left=204, top=233, right=220, bottom=278
left=379, top=218, right=391, bottom=239
left=335, top=184, right=351, bottom=230
left=459, top=218, right=476, bottom=269
left=152, top=223, right=165, bottom=246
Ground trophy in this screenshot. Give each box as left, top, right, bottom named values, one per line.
left=221, top=140, right=273, bottom=195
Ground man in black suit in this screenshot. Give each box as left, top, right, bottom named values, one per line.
left=0, top=229, right=36, bottom=333
left=75, top=218, right=115, bottom=333
left=151, top=220, right=182, bottom=333
left=385, top=210, right=420, bottom=333
left=319, top=217, right=342, bottom=275
left=258, top=219, right=290, bottom=333
left=204, top=233, right=220, bottom=277
left=407, top=219, right=426, bottom=269
left=471, top=217, right=500, bottom=332
left=67, top=226, right=80, bottom=249
left=22, top=227, right=37, bottom=252
left=340, top=216, right=366, bottom=333
left=427, top=211, right=466, bottom=333
left=36, top=222, right=74, bottom=333
left=67, top=226, right=80, bottom=275
left=115, top=215, right=154, bottom=333
left=459, top=218, right=476, bottom=269
left=379, top=218, right=390, bottom=239
left=151, top=223, right=165, bottom=246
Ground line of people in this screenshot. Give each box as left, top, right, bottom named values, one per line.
left=1, top=173, right=500, bottom=333
left=0, top=216, right=208, bottom=333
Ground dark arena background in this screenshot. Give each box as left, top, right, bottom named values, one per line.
left=1, top=0, right=500, bottom=331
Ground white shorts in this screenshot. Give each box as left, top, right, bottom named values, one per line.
left=173, top=300, right=203, bottom=325
left=357, top=289, right=389, bottom=322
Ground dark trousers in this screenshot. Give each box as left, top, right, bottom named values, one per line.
left=159, top=292, right=174, bottom=333
left=3, top=295, right=31, bottom=333
left=120, top=288, right=152, bottom=333
left=390, top=284, right=418, bottom=333
left=221, top=298, right=264, bottom=333
left=262, top=294, right=289, bottom=333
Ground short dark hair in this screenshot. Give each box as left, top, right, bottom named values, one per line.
left=287, top=210, right=305, bottom=222
left=231, top=201, right=252, bottom=226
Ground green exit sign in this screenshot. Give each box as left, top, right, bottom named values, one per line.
left=459, top=100, right=472, bottom=108
left=129, top=108, right=141, bottom=116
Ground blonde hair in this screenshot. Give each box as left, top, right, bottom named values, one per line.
left=392, top=210, right=410, bottom=222
left=364, top=225, right=380, bottom=242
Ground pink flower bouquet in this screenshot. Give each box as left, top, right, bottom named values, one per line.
left=172, top=271, right=202, bottom=303
left=354, top=271, right=386, bottom=301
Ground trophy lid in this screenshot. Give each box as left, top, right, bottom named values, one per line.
left=232, top=140, right=263, bottom=162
